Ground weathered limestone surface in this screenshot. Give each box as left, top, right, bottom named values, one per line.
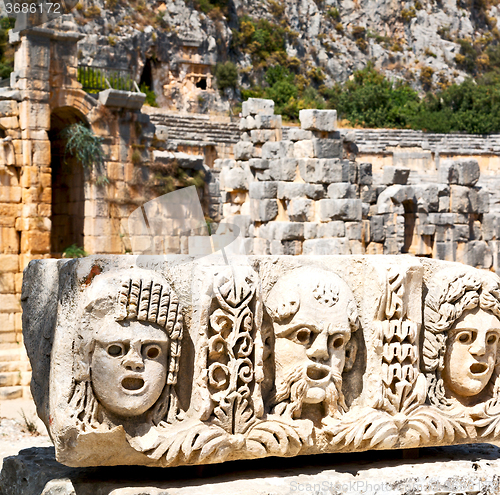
left=2, top=444, right=500, bottom=495
left=21, top=254, right=500, bottom=468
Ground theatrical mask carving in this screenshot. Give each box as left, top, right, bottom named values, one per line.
left=69, top=270, right=183, bottom=429
left=265, top=266, right=359, bottom=419
left=22, top=255, right=500, bottom=468
left=442, top=309, right=500, bottom=398
left=424, top=268, right=500, bottom=407
left=91, top=318, right=169, bottom=418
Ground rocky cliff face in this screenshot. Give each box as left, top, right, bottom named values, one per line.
left=68, top=0, right=500, bottom=113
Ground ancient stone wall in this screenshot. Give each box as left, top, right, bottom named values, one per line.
left=217, top=100, right=500, bottom=275
left=0, top=19, right=155, bottom=399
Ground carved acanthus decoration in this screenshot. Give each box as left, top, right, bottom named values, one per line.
left=20, top=256, right=500, bottom=468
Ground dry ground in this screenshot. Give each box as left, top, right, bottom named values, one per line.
left=0, top=398, right=52, bottom=470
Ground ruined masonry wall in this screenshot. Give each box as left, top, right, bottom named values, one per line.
left=216, top=100, right=500, bottom=274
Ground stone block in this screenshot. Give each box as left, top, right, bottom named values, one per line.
left=0, top=254, right=18, bottom=272
left=304, top=222, right=318, bottom=239
left=370, top=216, right=385, bottom=242
left=248, top=158, right=269, bottom=170
left=438, top=160, right=458, bottom=184
left=0, top=227, right=19, bottom=253
left=255, top=114, right=281, bottom=129
left=418, top=224, right=436, bottom=236
left=249, top=181, right=278, bottom=199
left=450, top=185, right=470, bottom=213
left=269, top=239, right=284, bottom=255
left=98, top=89, right=146, bottom=110
left=345, top=222, right=362, bottom=240
left=282, top=240, right=303, bottom=255
left=221, top=167, right=248, bottom=192
left=478, top=190, right=490, bottom=214
left=234, top=141, right=254, bottom=161
left=453, top=224, right=470, bottom=243
left=455, top=159, right=480, bottom=186
left=360, top=185, right=376, bottom=204
left=271, top=222, right=305, bottom=241
left=0, top=116, right=18, bottom=129
left=0, top=272, right=15, bottom=293
left=318, top=199, right=362, bottom=222
left=465, top=240, right=493, bottom=269
left=293, top=140, right=314, bottom=158
left=250, top=199, right=278, bottom=222
left=318, top=221, right=345, bottom=238
left=262, top=141, right=293, bottom=160
left=0, top=294, right=20, bottom=313
left=242, top=98, right=274, bottom=117
left=298, top=158, right=350, bottom=184
left=438, top=195, right=450, bottom=213
left=20, top=231, right=50, bottom=254
left=269, top=158, right=297, bottom=181
left=349, top=162, right=358, bottom=184
left=0, top=100, right=19, bottom=117
left=358, top=162, right=373, bottom=186
left=287, top=128, right=313, bottom=141
left=302, top=237, right=349, bottom=254
left=482, top=214, right=498, bottom=241
left=299, top=109, right=337, bottom=131
left=250, top=129, right=277, bottom=144
left=383, top=166, right=410, bottom=185
left=288, top=199, right=313, bottom=222
left=327, top=182, right=356, bottom=199
left=428, top=213, right=455, bottom=225
left=312, top=138, right=343, bottom=159
left=239, top=116, right=256, bottom=131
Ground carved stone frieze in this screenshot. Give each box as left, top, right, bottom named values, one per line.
left=20, top=255, right=500, bottom=467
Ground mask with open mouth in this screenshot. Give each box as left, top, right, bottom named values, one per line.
left=91, top=318, right=169, bottom=418
left=442, top=308, right=500, bottom=398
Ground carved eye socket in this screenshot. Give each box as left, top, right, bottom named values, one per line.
left=293, top=328, right=313, bottom=346
left=457, top=331, right=473, bottom=345
left=487, top=334, right=498, bottom=345
left=143, top=344, right=161, bottom=360
left=107, top=344, right=125, bottom=357
left=332, top=336, right=345, bottom=349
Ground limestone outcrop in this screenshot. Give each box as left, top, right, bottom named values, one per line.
left=53, top=0, right=500, bottom=112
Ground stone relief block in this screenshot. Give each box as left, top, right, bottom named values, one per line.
left=20, top=255, right=500, bottom=468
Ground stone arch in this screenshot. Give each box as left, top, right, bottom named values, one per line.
left=49, top=105, right=89, bottom=255
left=49, top=89, right=97, bottom=121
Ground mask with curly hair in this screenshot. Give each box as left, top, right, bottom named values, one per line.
left=424, top=268, right=500, bottom=408
left=68, top=269, right=183, bottom=430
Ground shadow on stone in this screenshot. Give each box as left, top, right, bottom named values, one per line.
left=2, top=444, right=500, bottom=495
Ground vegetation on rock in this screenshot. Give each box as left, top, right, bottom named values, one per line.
left=61, top=123, right=108, bottom=184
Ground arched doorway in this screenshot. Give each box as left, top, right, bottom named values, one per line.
left=49, top=106, right=87, bottom=256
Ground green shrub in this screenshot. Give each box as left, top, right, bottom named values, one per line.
left=139, top=82, right=158, bottom=107
left=63, top=244, right=88, bottom=258
left=401, top=7, right=416, bottom=22
left=61, top=123, right=107, bottom=184
left=320, top=63, right=500, bottom=133
left=455, top=38, right=478, bottom=73
left=232, top=16, right=287, bottom=66
left=0, top=17, right=14, bottom=82
left=215, top=61, right=238, bottom=91
left=420, top=66, right=435, bottom=89
left=327, top=7, right=340, bottom=19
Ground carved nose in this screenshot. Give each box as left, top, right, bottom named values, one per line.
left=122, top=348, right=144, bottom=371
left=306, top=332, right=329, bottom=361
left=469, top=339, right=486, bottom=357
